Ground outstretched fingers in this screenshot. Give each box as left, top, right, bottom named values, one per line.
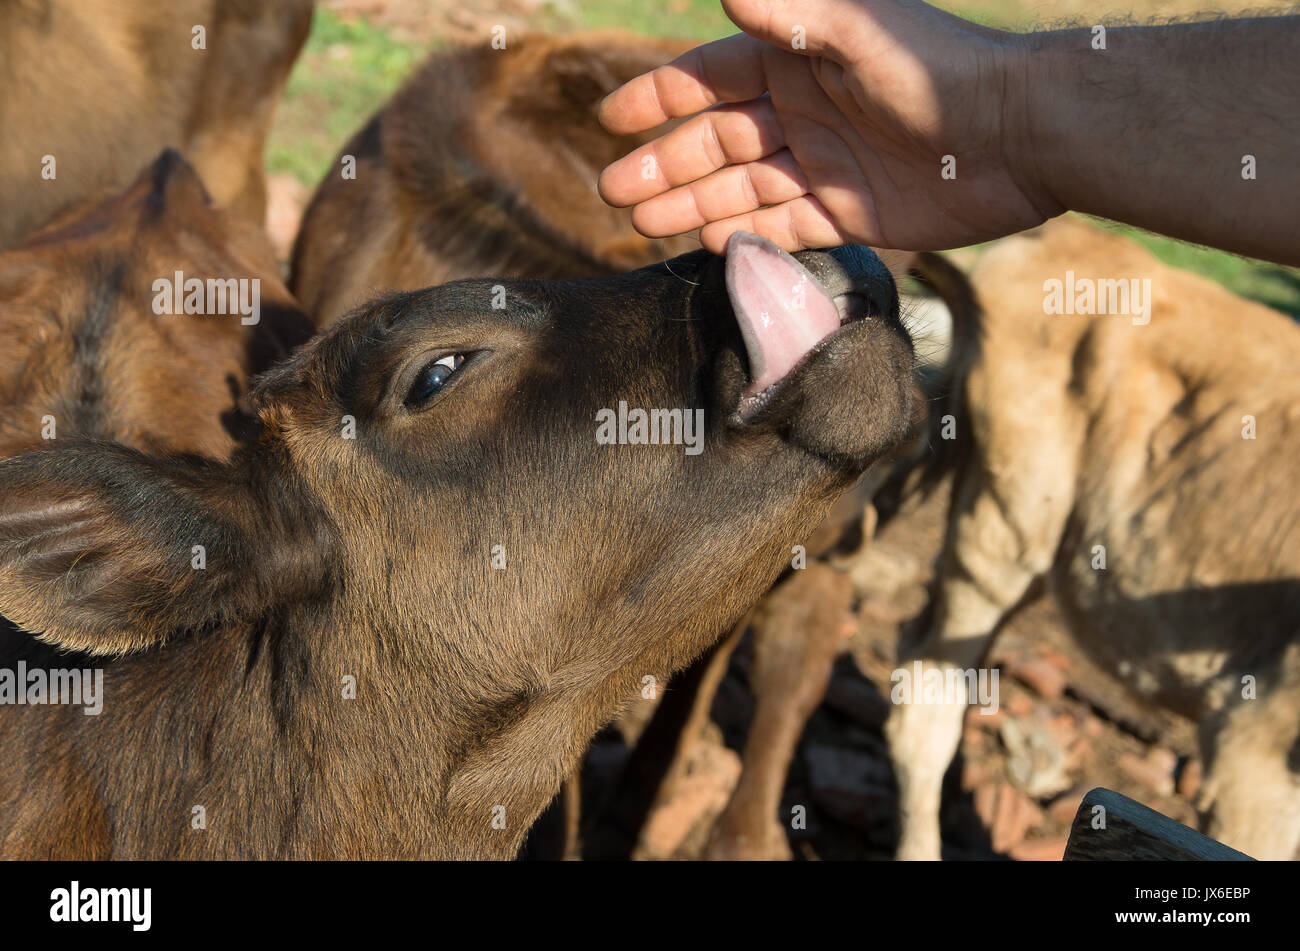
left=597, top=33, right=772, bottom=135
left=599, top=97, right=786, bottom=208
left=698, top=194, right=852, bottom=254
left=630, top=149, right=810, bottom=237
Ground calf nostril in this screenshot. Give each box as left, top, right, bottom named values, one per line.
left=866, top=282, right=898, bottom=319
left=833, top=291, right=869, bottom=325
left=833, top=285, right=894, bottom=324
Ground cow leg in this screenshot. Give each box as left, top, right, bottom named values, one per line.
left=1199, top=674, right=1300, bottom=860
left=885, top=574, right=1015, bottom=860
left=560, top=771, right=582, bottom=859
left=707, top=563, right=855, bottom=859
left=887, top=413, right=1078, bottom=859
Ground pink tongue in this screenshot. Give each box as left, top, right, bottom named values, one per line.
left=725, top=232, right=841, bottom=395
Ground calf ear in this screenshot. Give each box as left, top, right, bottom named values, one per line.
left=0, top=443, right=294, bottom=656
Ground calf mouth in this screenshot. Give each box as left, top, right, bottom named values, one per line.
left=723, top=233, right=901, bottom=425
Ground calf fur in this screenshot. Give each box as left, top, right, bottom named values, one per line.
left=0, top=0, right=313, bottom=250
left=0, top=238, right=920, bottom=859
left=887, top=218, right=1300, bottom=861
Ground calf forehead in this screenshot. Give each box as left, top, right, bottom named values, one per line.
left=389, top=280, right=551, bottom=331
left=373, top=263, right=698, bottom=338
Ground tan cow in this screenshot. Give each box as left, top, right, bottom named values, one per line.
left=887, top=217, right=1300, bottom=860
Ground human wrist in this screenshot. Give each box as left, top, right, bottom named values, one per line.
left=1002, top=27, right=1084, bottom=220
left=1012, top=25, right=1162, bottom=221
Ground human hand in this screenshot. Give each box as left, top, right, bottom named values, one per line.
left=598, top=0, right=1060, bottom=254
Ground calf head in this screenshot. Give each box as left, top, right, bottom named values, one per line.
left=292, top=31, right=698, bottom=326
left=0, top=234, right=918, bottom=856
left=0, top=149, right=312, bottom=460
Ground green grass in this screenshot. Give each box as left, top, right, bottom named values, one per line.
left=936, top=0, right=1033, bottom=27
left=264, top=3, right=1300, bottom=316
left=266, top=8, right=427, bottom=188
left=554, top=0, right=736, bottom=40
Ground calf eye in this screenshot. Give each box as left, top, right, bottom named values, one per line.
left=406, top=353, right=466, bottom=407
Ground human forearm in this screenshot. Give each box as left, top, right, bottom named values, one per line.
left=1019, top=18, right=1300, bottom=266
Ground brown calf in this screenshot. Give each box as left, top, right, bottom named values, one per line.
left=288, top=29, right=935, bottom=857
left=0, top=149, right=312, bottom=462
left=290, top=30, right=697, bottom=327
left=0, top=146, right=313, bottom=854
left=0, top=234, right=919, bottom=859
left=0, top=0, right=313, bottom=250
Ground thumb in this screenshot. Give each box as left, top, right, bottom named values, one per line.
left=720, top=0, right=868, bottom=58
